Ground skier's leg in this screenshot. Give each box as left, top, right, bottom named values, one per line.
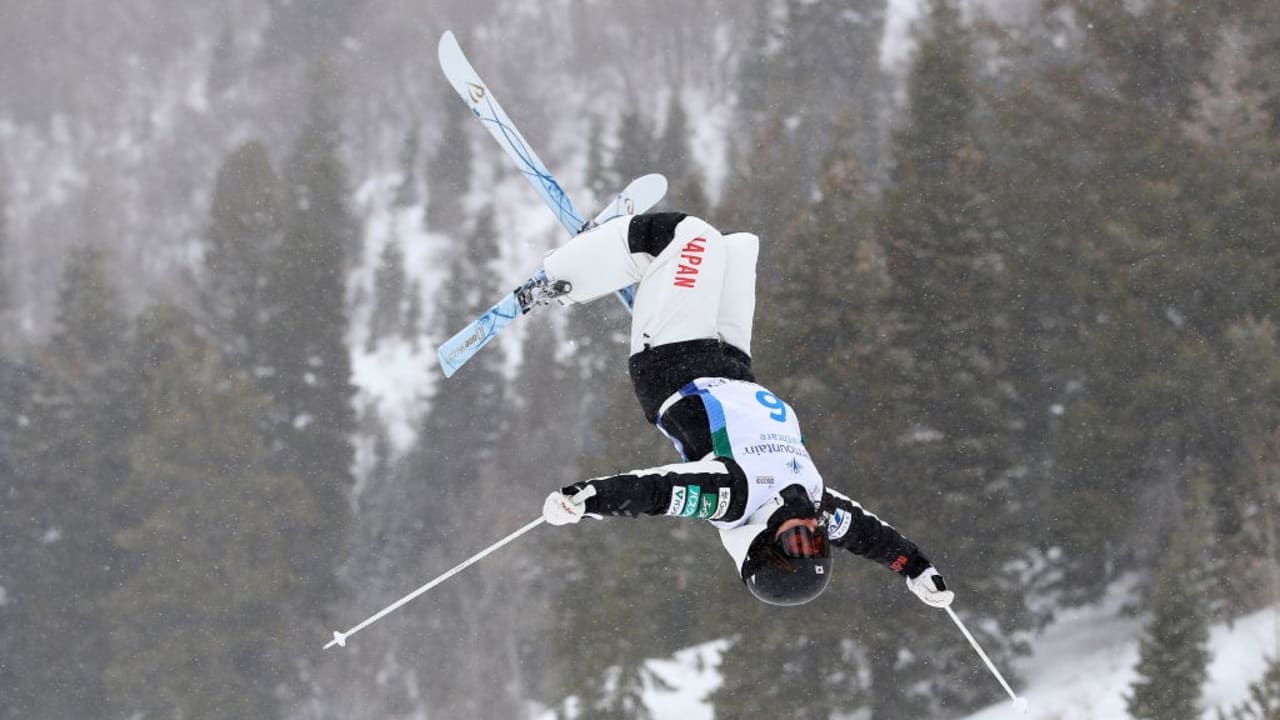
left=541, top=215, right=644, bottom=304
left=626, top=224, right=749, bottom=446
left=541, top=213, right=730, bottom=353
left=627, top=218, right=729, bottom=355
left=715, top=232, right=759, bottom=357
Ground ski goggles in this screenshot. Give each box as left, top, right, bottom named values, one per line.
left=776, top=524, right=829, bottom=559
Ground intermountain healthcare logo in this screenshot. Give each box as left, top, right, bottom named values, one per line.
left=741, top=441, right=811, bottom=460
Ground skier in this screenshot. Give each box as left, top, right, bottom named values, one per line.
left=523, top=212, right=953, bottom=608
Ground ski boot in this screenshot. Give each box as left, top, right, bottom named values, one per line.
left=514, top=269, right=572, bottom=314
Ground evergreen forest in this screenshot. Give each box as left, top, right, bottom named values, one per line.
left=0, top=0, right=1278, bottom=718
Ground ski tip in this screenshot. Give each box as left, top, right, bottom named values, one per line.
left=437, top=352, right=459, bottom=378
left=640, top=173, right=668, bottom=193
left=626, top=173, right=667, bottom=210
left=438, top=30, right=457, bottom=57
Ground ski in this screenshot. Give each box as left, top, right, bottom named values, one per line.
left=437, top=30, right=653, bottom=310
left=435, top=173, right=667, bottom=378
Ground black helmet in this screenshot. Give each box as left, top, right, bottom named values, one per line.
left=742, top=516, right=832, bottom=607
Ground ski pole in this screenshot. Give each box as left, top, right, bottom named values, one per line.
left=944, top=606, right=1029, bottom=714
left=325, top=516, right=546, bottom=650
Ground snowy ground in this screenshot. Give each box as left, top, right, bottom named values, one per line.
left=966, top=599, right=1278, bottom=720
left=538, top=595, right=1279, bottom=720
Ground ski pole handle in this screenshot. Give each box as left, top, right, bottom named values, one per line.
left=325, top=516, right=546, bottom=650
left=944, top=606, right=1029, bottom=714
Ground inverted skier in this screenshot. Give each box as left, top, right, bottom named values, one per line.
left=522, top=212, right=953, bottom=608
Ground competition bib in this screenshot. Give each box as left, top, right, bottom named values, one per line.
left=668, top=378, right=824, bottom=529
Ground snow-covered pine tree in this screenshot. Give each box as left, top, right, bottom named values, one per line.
left=583, top=113, right=614, bottom=203
left=611, top=108, right=654, bottom=192
left=201, top=140, right=283, bottom=376
left=401, top=204, right=524, bottom=718
left=1219, top=319, right=1280, bottom=612
left=264, top=58, right=357, bottom=614
left=1028, top=0, right=1266, bottom=608
left=6, top=245, right=134, bottom=719
left=1126, top=472, right=1214, bottom=720
left=655, top=90, right=711, bottom=217
left=716, top=112, right=803, bottom=264
left=0, top=351, right=33, bottom=720
left=107, top=305, right=321, bottom=720
left=656, top=91, right=691, bottom=190
left=873, top=0, right=1034, bottom=712
left=425, top=82, right=472, bottom=233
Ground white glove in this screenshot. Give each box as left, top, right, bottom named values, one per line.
left=906, top=566, right=955, bottom=608
left=542, top=485, right=598, bottom=526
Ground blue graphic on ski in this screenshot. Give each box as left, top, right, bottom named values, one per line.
left=438, top=30, right=659, bottom=312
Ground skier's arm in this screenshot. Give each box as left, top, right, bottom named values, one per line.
left=821, top=487, right=933, bottom=577
left=548, top=458, right=748, bottom=521
left=821, top=486, right=955, bottom=607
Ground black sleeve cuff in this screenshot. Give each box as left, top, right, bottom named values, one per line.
left=562, top=477, right=666, bottom=517
left=900, top=553, right=932, bottom=579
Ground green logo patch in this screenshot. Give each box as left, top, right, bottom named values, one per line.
left=681, top=485, right=702, bottom=517
left=697, top=493, right=718, bottom=519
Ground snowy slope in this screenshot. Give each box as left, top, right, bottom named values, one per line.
left=538, top=599, right=1279, bottom=720
left=965, top=600, right=1278, bottom=720
left=535, top=641, right=728, bottom=720
left=967, top=599, right=1280, bottom=717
